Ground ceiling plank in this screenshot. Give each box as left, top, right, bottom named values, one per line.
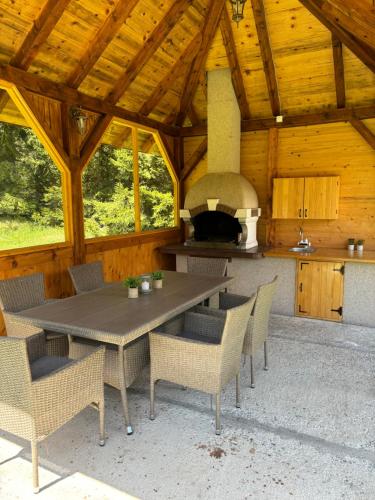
left=220, top=6, right=251, bottom=120
left=350, top=118, right=375, bottom=149
left=0, top=64, right=179, bottom=136
left=332, top=35, right=346, bottom=108
left=180, top=105, right=375, bottom=135
left=299, top=0, right=375, bottom=73
left=181, top=137, right=208, bottom=180
left=175, top=0, right=226, bottom=127
left=66, top=0, right=139, bottom=89
left=106, top=0, right=194, bottom=105
left=251, top=0, right=281, bottom=116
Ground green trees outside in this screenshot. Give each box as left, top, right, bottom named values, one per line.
left=0, top=121, right=175, bottom=251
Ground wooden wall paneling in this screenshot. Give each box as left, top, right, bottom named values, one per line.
left=350, top=118, right=375, bottom=150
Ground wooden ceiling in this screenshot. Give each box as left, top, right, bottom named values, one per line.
left=0, top=0, right=374, bottom=132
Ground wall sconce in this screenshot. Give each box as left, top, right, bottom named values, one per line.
left=230, top=0, right=247, bottom=25
left=70, top=106, right=88, bottom=135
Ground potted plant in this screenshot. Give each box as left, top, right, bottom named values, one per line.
left=152, top=271, right=164, bottom=289
left=123, top=276, right=141, bottom=298
left=357, top=239, right=364, bottom=253
left=347, top=238, right=355, bottom=251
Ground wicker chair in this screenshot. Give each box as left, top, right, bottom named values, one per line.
left=149, top=295, right=256, bottom=435
left=0, top=273, right=68, bottom=356
left=68, top=261, right=109, bottom=294
left=195, top=276, right=278, bottom=388
left=0, top=332, right=105, bottom=493
left=187, top=256, right=228, bottom=277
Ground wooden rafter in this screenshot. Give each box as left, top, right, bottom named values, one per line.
left=179, top=105, right=375, bottom=135
left=187, top=104, right=201, bottom=127
left=180, top=137, right=207, bottom=180
left=299, top=0, right=375, bottom=73
left=106, top=0, right=194, bottom=105
left=251, top=0, right=281, bottom=116
left=0, top=65, right=179, bottom=136
left=176, top=0, right=226, bottom=127
left=220, top=6, right=251, bottom=120
left=350, top=118, right=375, bottom=149
left=332, top=35, right=346, bottom=108
left=66, top=0, right=139, bottom=89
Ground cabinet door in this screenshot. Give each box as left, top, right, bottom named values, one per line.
left=304, top=177, right=340, bottom=219
left=272, top=178, right=304, bottom=219
left=296, top=260, right=344, bottom=321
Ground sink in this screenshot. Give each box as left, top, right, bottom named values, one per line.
left=288, top=246, right=316, bottom=253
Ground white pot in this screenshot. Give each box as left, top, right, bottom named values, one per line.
left=128, top=287, right=139, bottom=299
left=357, top=245, right=364, bottom=253
left=348, top=244, right=355, bottom=251
left=153, top=279, right=163, bottom=289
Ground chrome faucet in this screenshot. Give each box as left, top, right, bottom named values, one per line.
left=298, top=226, right=310, bottom=247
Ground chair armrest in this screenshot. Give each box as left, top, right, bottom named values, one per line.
left=184, top=312, right=225, bottom=339
left=26, top=332, right=47, bottom=362
left=219, top=291, right=255, bottom=310
left=3, top=312, right=44, bottom=338
left=193, top=305, right=227, bottom=319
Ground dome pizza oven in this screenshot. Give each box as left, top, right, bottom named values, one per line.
left=180, top=69, right=261, bottom=249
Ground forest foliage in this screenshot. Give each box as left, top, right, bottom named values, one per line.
left=0, top=122, right=175, bottom=249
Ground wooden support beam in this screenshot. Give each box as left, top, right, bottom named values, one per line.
left=66, top=0, right=139, bottom=88
left=0, top=65, right=180, bottom=136
left=180, top=137, right=208, bottom=180
left=220, top=6, right=251, bottom=120
left=266, top=128, right=278, bottom=246
left=251, top=0, right=281, bottom=116
left=70, top=166, right=86, bottom=264
left=79, top=115, right=113, bottom=171
left=180, top=105, right=375, bottom=135
left=299, top=0, right=375, bottom=73
left=106, top=0, right=194, bottom=105
left=176, top=0, right=226, bottom=126
left=332, top=35, right=346, bottom=108
left=350, top=118, right=375, bottom=149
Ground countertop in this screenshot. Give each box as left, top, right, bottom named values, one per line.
left=265, top=247, right=375, bottom=264
left=159, top=243, right=267, bottom=259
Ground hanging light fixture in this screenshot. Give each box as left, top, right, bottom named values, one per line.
left=230, top=0, right=247, bottom=26
left=70, top=106, right=88, bottom=135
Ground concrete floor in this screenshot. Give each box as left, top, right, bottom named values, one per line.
left=1, top=315, right=375, bottom=499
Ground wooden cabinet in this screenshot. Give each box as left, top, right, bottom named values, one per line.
left=296, top=260, right=344, bottom=322
left=272, top=176, right=340, bottom=220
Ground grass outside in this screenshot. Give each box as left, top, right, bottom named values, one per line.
left=0, top=218, right=65, bottom=251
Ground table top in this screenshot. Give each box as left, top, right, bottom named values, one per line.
left=10, top=271, right=232, bottom=346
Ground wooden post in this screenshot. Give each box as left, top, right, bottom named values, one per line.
left=132, top=128, right=141, bottom=232
left=70, top=167, right=86, bottom=264
left=266, top=128, right=279, bottom=247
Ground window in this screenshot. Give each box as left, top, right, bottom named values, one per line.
left=0, top=121, right=65, bottom=251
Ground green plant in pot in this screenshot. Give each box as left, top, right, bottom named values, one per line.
left=151, top=271, right=164, bottom=289
left=347, top=238, right=355, bottom=251
left=357, top=239, right=364, bottom=253
left=123, top=276, right=141, bottom=298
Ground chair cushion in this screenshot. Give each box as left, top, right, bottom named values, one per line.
left=30, top=356, right=72, bottom=380
left=177, top=330, right=221, bottom=345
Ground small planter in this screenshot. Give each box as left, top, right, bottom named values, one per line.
left=347, top=238, right=355, bottom=252
left=357, top=240, right=364, bottom=254
left=153, top=279, right=163, bottom=289
left=128, top=287, right=139, bottom=299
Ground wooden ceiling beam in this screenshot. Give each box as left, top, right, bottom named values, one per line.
left=180, top=137, right=208, bottom=180
left=179, top=105, right=375, bottom=135
left=251, top=0, right=281, bottom=116
left=66, top=0, right=139, bottom=89
left=350, top=118, right=375, bottom=150
left=220, top=6, right=251, bottom=120
left=299, top=0, right=375, bottom=73
left=0, top=65, right=180, bottom=136
left=175, top=0, right=226, bottom=127
left=106, top=0, right=194, bottom=105
left=332, top=35, right=346, bottom=108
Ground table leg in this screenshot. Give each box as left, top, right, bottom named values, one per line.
left=118, top=345, right=133, bottom=435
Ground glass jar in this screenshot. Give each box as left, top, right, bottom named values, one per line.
left=139, top=274, right=152, bottom=294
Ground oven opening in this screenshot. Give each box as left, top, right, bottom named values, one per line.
left=192, top=211, right=242, bottom=244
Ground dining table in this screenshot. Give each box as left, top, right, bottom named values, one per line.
left=8, top=270, right=233, bottom=434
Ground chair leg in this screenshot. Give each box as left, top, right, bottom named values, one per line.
left=236, top=374, right=240, bottom=408
left=99, top=398, right=105, bottom=446
left=215, top=393, right=221, bottom=435
left=264, top=341, right=269, bottom=371
left=150, top=379, right=155, bottom=420
left=31, top=441, right=39, bottom=494
left=250, top=355, right=255, bottom=388
left=118, top=346, right=133, bottom=435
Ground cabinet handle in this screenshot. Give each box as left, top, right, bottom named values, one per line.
left=298, top=208, right=302, bottom=218
left=304, top=208, right=308, bottom=218
left=299, top=283, right=303, bottom=292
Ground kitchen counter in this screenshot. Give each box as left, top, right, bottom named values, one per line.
left=265, top=247, right=375, bottom=264
left=160, top=243, right=268, bottom=259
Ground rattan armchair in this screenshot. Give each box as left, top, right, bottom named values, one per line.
left=68, top=261, right=109, bottom=294
left=195, top=276, right=278, bottom=388
left=187, top=256, right=228, bottom=276
left=149, top=295, right=255, bottom=435
left=0, top=273, right=68, bottom=356
left=0, top=332, right=105, bottom=493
